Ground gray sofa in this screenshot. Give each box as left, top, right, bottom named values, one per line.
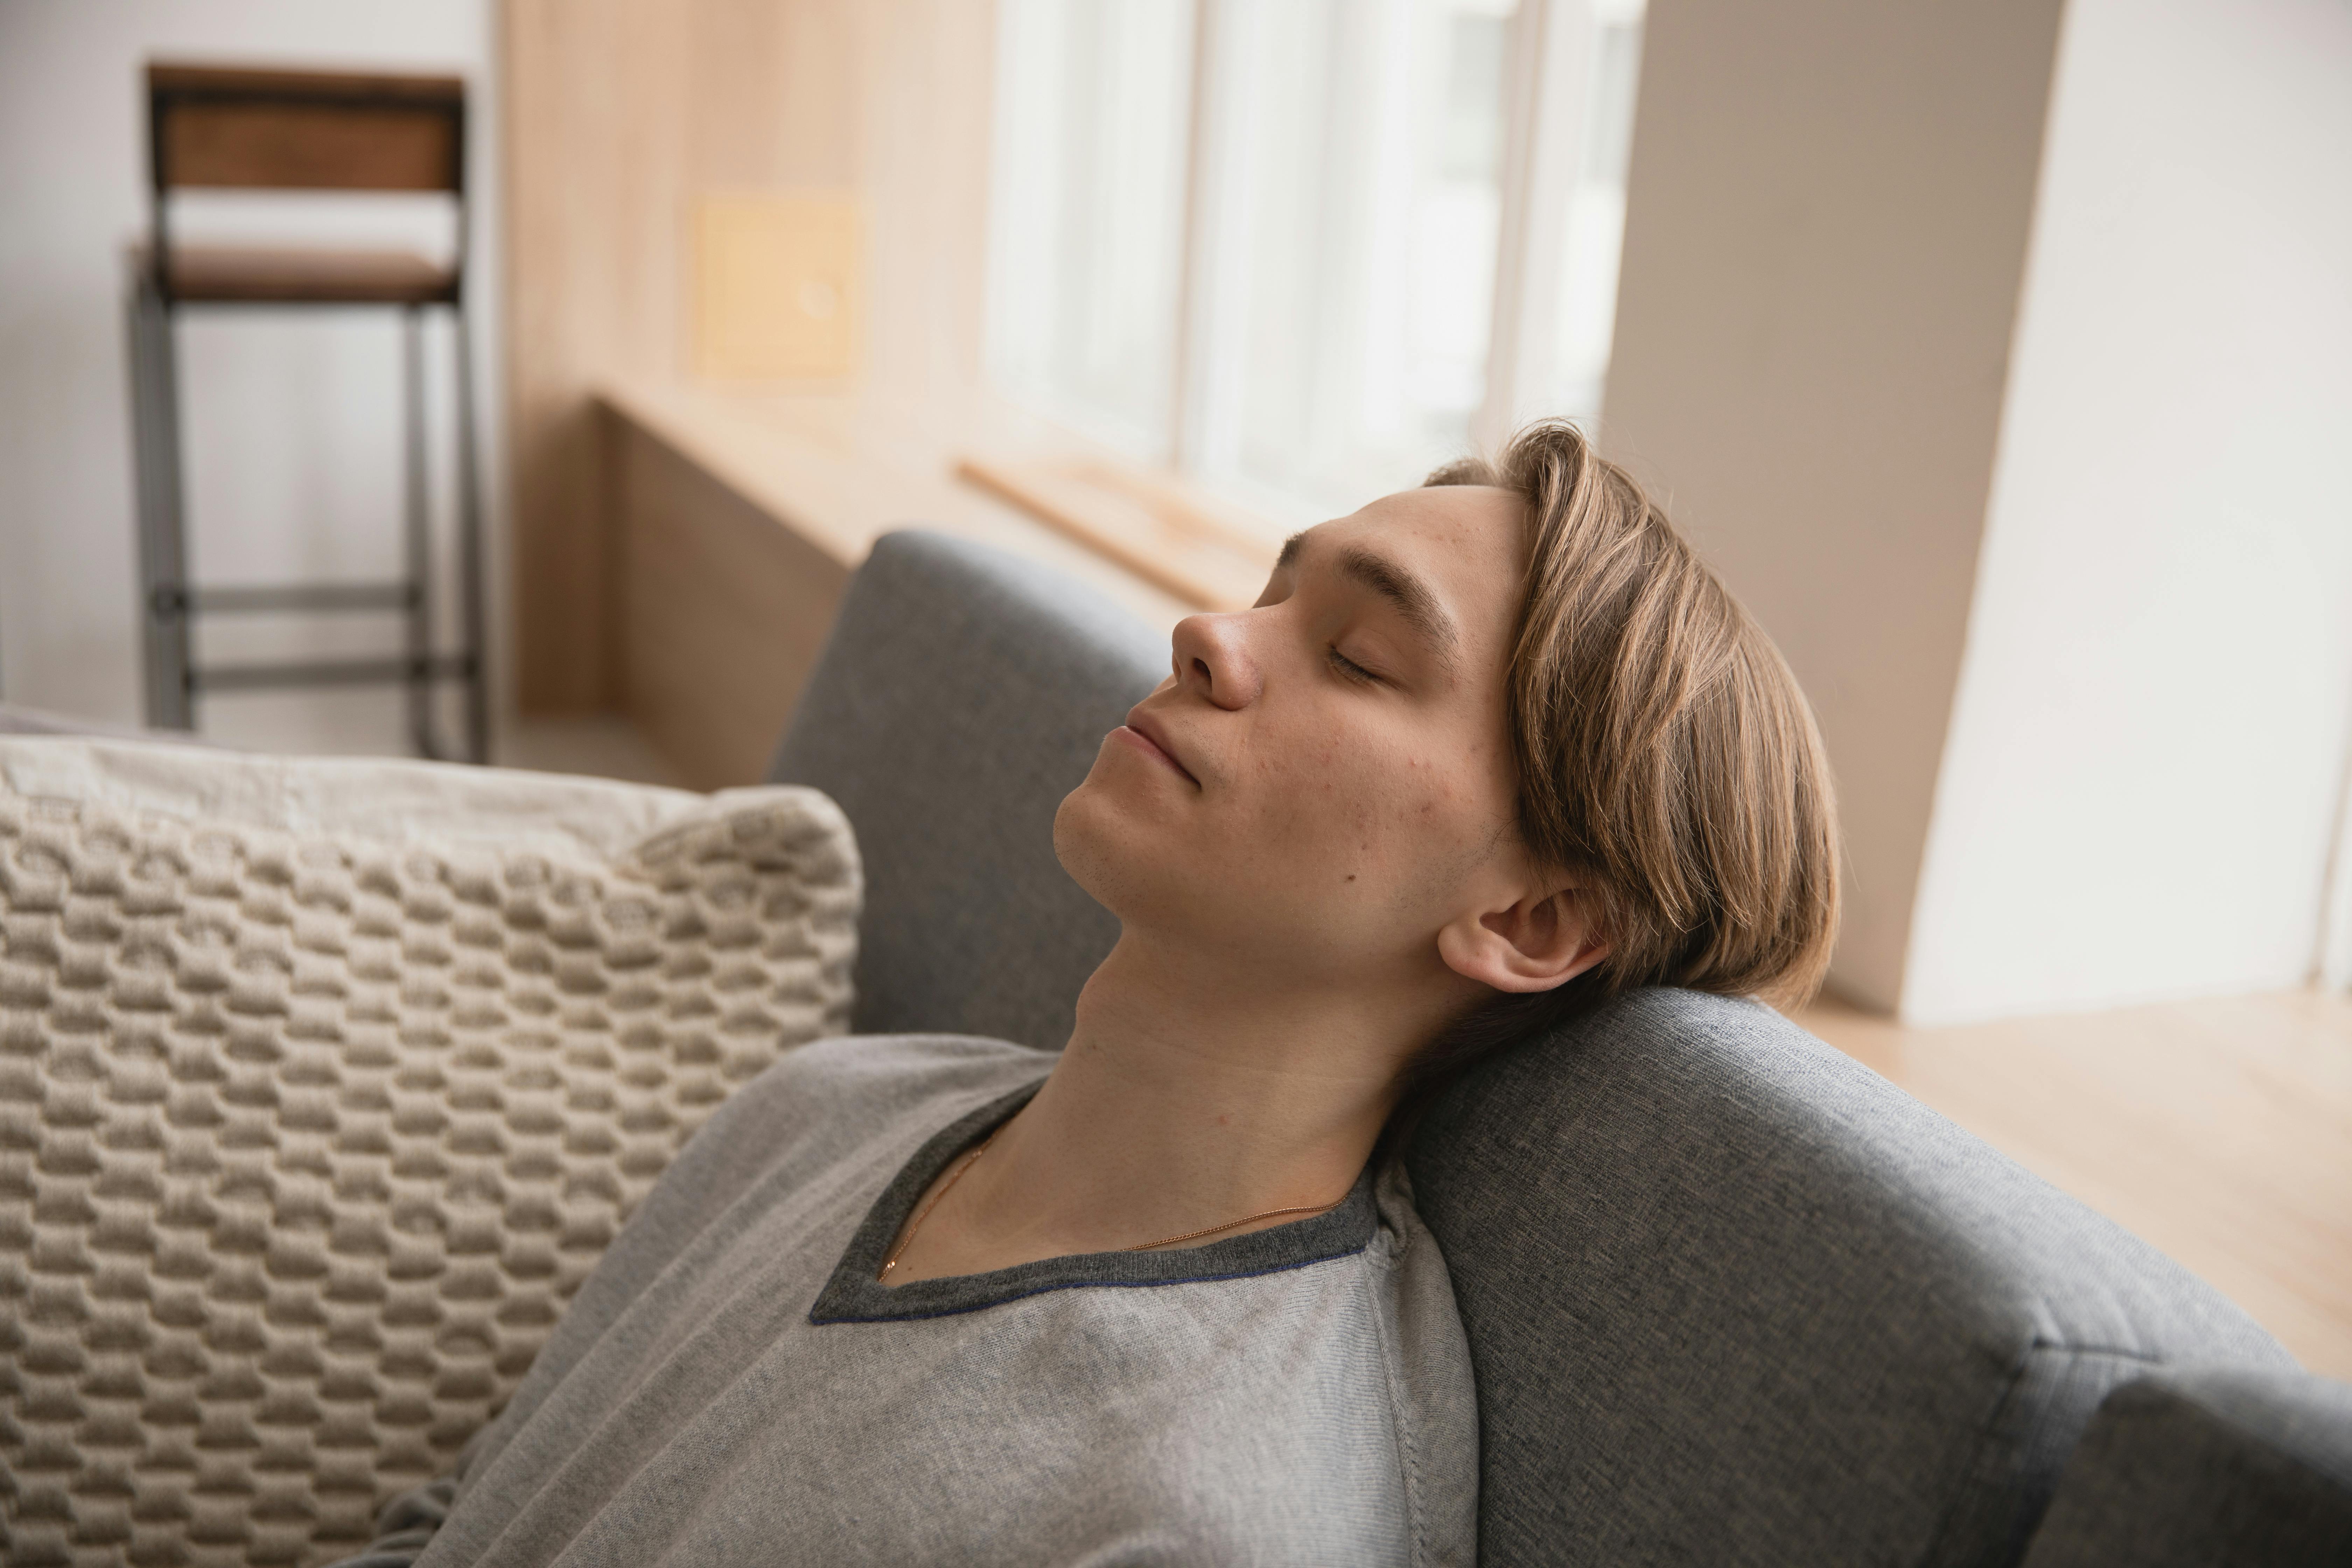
left=770, top=530, right=2352, bottom=1566
left=6, top=528, right=2348, bottom=1565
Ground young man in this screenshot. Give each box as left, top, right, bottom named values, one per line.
left=346, top=422, right=1837, bottom=1567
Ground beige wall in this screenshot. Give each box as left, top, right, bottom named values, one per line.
left=1602, top=0, right=2066, bottom=1010
left=501, top=0, right=994, bottom=714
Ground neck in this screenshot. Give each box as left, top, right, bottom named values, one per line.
left=910, top=933, right=1459, bottom=1275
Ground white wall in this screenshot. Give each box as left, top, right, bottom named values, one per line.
left=1600, top=0, right=2067, bottom=1011
left=0, top=0, right=498, bottom=750
left=1605, top=0, right=2352, bottom=1021
left=1904, top=0, right=2352, bottom=1022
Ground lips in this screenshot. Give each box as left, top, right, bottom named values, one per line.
left=1118, top=708, right=1199, bottom=785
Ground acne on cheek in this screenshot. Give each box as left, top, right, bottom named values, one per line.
left=1402, top=751, right=1463, bottom=816
left=1398, top=756, right=1456, bottom=822
left=1309, top=753, right=1457, bottom=855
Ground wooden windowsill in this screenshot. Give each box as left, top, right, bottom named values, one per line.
left=595, top=378, right=1285, bottom=625
left=955, top=452, right=1280, bottom=612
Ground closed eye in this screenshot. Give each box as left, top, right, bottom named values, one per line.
left=1326, top=645, right=1380, bottom=685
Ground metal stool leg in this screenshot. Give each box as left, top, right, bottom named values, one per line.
left=127, top=273, right=194, bottom=730
left=454, top=304, right=490, bottom=765
left=400, top=304, right=436, bottom=759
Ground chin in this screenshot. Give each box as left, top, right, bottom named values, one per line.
left=1052, top=775, right=1135, bottom=915
left=1052, top=762, right=1208, bottom=929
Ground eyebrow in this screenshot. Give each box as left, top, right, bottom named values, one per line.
left=1275, top=531, right=1461, bottom=673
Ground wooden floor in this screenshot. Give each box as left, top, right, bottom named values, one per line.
left=1797, top=988, right=2352, bottom=1377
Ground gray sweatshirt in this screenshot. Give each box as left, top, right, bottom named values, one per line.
left=343, top=1034, right=1480, bottom=1568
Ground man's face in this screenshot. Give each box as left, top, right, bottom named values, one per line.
left=1054, top=483, right=1532, bottom=996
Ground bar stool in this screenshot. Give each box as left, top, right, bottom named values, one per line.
left=127, top=63, right=488, bottom=761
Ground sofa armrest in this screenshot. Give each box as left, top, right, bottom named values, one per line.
left=2021, top=1366, right=2352, bottom=1566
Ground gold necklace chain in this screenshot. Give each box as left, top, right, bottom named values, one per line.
left=877, top=1129, right=1345, bottom=1281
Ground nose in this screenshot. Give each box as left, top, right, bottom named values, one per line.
left=1170, top=611, right=1262, bottom=711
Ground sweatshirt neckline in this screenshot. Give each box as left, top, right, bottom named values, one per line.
left=807, top=1079, right=1380, bottom=1324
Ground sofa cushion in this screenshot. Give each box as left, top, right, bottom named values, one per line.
left=0, top=739, right=860, bottom=1568
left=2019, top=1366, right=2352, bottom=1567
left=1405, top=989, right=2295, bottom=1568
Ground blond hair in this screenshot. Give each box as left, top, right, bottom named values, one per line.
left=1418, top=420, right=1840, bottom=1078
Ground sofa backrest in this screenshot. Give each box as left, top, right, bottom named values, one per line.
left=1404, top=990, right=2292, bottom=1566
left=771, top=531, right=2293, bottom=1568
left=768, top=531, right=1167, bottom=1050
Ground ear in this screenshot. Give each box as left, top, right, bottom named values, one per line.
left=1436, top=882, right=1611, bottom=995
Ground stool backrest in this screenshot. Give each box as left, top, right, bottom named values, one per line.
left=147, top=64, right=465, bottom=195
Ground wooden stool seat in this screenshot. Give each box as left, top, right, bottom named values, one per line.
left=160, top=245, right=458, bottom=306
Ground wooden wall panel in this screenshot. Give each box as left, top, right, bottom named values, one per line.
left=502, top=0, right=986, bottom=718
left=691, top=0, right=858, bottom=189
left=850, top=0, right=996, bottom=424
left=503, top=0, right=691, bottom=713
left=612, top=413, right=852, bottom=789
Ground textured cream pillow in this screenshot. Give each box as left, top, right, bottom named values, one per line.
left=0, top=740, right=860, bottom=1568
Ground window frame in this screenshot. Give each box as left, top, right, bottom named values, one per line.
left=985, top=0, right=1634, bottom=530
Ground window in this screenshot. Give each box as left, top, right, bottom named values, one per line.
left=986, top=0, right=1648, bottom=525
left=988, top=0, right=1197, bottom=460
